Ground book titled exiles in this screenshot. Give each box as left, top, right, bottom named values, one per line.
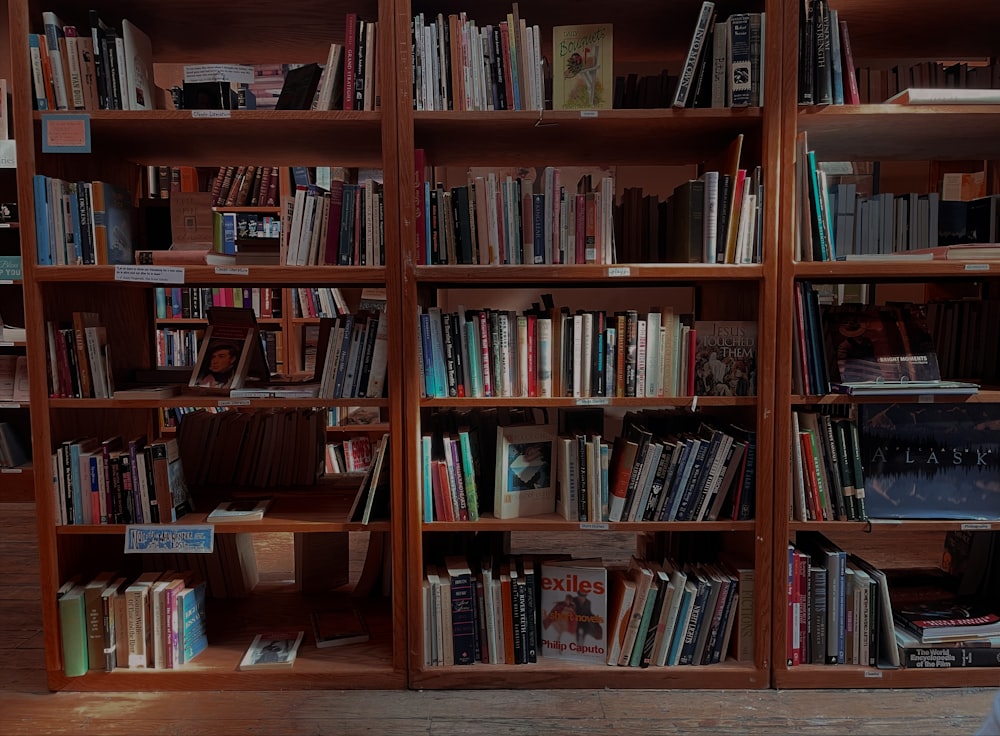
left=539, top=559, right=607, bottom=662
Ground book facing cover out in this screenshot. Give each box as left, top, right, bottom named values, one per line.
left=494, top=423, right=557, bottom=519
left=274, top=63, right=323, bottom=110
left=693, top=320, right=757, bottom=396
left=237, top=631, right=304, bottom=670
left=539, top=558, right=607, bottom=663
left=859, top=403, right=1000, bottom=520
left=551, top=24, right=614, bottom=110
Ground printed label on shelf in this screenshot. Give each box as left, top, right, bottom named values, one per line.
left=0, top=402, right=21, bottom=408
left=964, top=263, right=990, bottom=271
left=214, top=266, right=249, bottom=276
left=0, top=341, right=14, bottom=347
left=0, top=280, right=12, bottom=285
left=918, top=394, right=935, bottom=403
left=608, top=267, right=631, bottom=277
left=576, top=397, right=610, bottom=406
left=0, top=467, right=23, bottom=473
left=41, top=114, right=91, bottom=153
left=580, top=110, right=599, bottom=118
left=124, top=525, right=214, bottom=554
left=218, top=399, right=252, bottom=407
left=191, top=110, right=232, bottom=119
left=114, top=265, right=185, bottom=284
left=863, top=670, right=883, bottom=679
left=579, top=522, right=610, bottom=530
left=962, top=522, right=992, bottom=530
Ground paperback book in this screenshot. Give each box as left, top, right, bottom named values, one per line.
left=311, top=606, right=370, bottom=648
left=551, top=24, right=614, bottom=110
left=693, top=320, right=757, bottom=396
left=494, top=423, right=557, bottom=519
left=539, top=558, right=608, bottom=662
left=237, top=631, right=304, bottom=670
left=207, top=498, right=272, bottom=522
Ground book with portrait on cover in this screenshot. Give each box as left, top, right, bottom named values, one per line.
left=237, top=631, right=304, bottom=670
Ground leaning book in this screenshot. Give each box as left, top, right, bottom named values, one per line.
left=693, top=320, right=757, bottom=396
left=494, top=423, right=557, bottom=519
left=539, top=558, right=608, bottom=663
left=237, top=631, right=304, bottom=670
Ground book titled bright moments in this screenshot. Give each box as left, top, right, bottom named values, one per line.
left=539, top=559, right=607, bottom=662
left=551, top=24, right=613, bottom=110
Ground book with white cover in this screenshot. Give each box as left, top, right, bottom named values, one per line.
left=122, top=20, right=154, bottom=110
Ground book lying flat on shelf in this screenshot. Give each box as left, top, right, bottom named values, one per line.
left=887, top=88, right=1000, bottom=105
left=207, top=498, right=272, bottom=522
left=311, top=606, right=370, bottom=648
left=112, top=385, right=183, bottom=399
left=832, top=379, right=979, bottom=396
left=237, top=631, right=304, bottom=670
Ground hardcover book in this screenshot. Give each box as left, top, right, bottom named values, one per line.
left=188, top=307, right=270, bottom=391
left=551, top=24, right=613, bottom=110
left=539, top=558, right=607, bottom=662
left=859, top=403, right=1000, bottom=520
left=693, top=320, right=757, bottom=396
left=311, top=606, right=370, bottom=648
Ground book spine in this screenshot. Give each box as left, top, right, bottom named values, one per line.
left=449, top=570, right=477, bottom=665
left=672, top=2, right=716, bottom=108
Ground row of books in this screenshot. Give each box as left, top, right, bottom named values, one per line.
left=346, top=433, right=392, bottom=525
left=925, top=297, right=1000, bottom=384
left=826, top=188, right=942, bottom=258
left=44, top=312, right=112, bottom=399
left=160, top=404, right=381, bottom=431
left=155, top=287, right=284, bottom=321
left=422, top=553, right=753, bottom=668
left=155, top=327, right=283, bottom=376
left=421, top=408, right=756, bottom=523
left=859, top=61, right=1000, bottom=105
left=797, top=0, right=857, bottom=106
left=211, top=165, right=280, bottom=209
left=786, top=534, right=895, bottom=667
left=293, top=286, right=349, bottom=320
left=33, top=175, right=134, bottom=266
left=32, top=12, right=152, bottom=112
left=790, top=410, right=869, bottom=523
left=418, top=304, right=757, bottom=400
left=145, top=166, right=201, bottom=200
left=0, top=422, right=28, bottom=469
left=414, top=161, right=615, bottom=266
left=312, top=310, right=390, bottom=400
left=411, top=5, right=544, bottom=112
left=51, top=434, right=191, bottom=527
left=324, top=436, right=374, bottom=475
left=0, top=354, right=29, bottom=402
left=677, top=8, right=766, bottom=110
left=176, top=407, right=325, bottom=489
left=57, top=570, right=207, bottom=678
left=284, top=176, right=385, bottom=267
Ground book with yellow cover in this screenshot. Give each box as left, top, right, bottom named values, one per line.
left=551, top=24, right=613, bottom=110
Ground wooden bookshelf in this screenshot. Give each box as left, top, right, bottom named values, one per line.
left=14, top=0, right=406, bottom=691
left=772, top=0, right=1000, bottom=689
left=396, top=0, right=780, bottom=690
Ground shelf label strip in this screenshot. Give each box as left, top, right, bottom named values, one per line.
left=114, top=265, right=185, bottom=284
left=124, top=524, right=214, bottom=554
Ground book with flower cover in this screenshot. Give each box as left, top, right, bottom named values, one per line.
left=551, top=24, right=613, bottom=110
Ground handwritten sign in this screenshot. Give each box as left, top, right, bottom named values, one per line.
left=42, top=114, right=92, bottom=153
left=124, top=525, right=214, bottom=554
left=114, top=265, right=185, bottom=284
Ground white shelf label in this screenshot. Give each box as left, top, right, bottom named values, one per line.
left=124, top=525, right=214, bottom=554
left=962, top=522, right=993, bottom=530
left=0, top=280, right=12, bottom=285
left=0, top=341, right=14, bottom=346
left=964, top=263, right=990, bottom=271
left=0, top=402, right=21, bottom=408
left=863, top=670, right=883, bottom=679
left=214, top=266, right=249, bottom=276
left=191, top=109, right=231, bottom=119
left=579, top=522, right=609, bottom=530
left=218, top=399, right=251, bottom=407
left=115, top=265, right=185, bottom=284
left=579, top=110, right=599, bottom=118
left=608, top=267, right=631, bottom=277
left=918, top=394, right=934, bottom=403
left=1, top=467, right=23, bottom=474
left=575, top=397, right=609, bottom=406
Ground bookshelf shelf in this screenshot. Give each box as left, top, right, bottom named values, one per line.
left=413, top=264, right=765, bottom=285
left=32, top=111, right=385, bottom=167
left=413, top=109, right=763, bottom=166
left=49, top=397, right=389, bottom=410
left=794, top=261, right=1000, bottom=280
left=419, top=397, right=759, bottom=409
left=155, top=317, right=284, bottom=326
left=32, top=266, right=388, bottom=285
left=791, top=392, right=1000, bottom=406
left=0, top=466, right=34, bottom=502
left=772, top=664, right=1000, bottom=690
left=789, top=520, right=999, bottom=533
left=423, top=517, right=757, bottom=533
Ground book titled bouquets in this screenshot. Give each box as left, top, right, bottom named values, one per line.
left=539, top=558, right=607, bottom=662
left=551, top=24, right=614, bottom=110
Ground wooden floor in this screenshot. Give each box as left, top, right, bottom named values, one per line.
left=1, top=502, right=996, bottom=736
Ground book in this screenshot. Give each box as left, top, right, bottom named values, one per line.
left=57, top=581, right=88, bottom=676
left=188, top=307, right=270, bottom=391
left=311, top=606, right=370, bottom=648
left=859, top=402, right=1000, bottom=520
left=237, top=631, right=304, bottom=670
left=551, top=24, right=613, bottom=110
left=895, top=625, right=1000, bottom=667
left=895, top=601, right=1000, bottom=645
left=206, top=498, right=272, bottom=522
left=121, top=20, right=153, bottom=110
left=693, top=320, right=757, bottom=396
left=275, top=63, right=322, bottom=110
left=672, top=1, right=715, bottom=108
left=887, top=88, right=1000, bottom=105
left=539, top=558, right=607, bottom=662
left=494, top=423, right=556, bottom=519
